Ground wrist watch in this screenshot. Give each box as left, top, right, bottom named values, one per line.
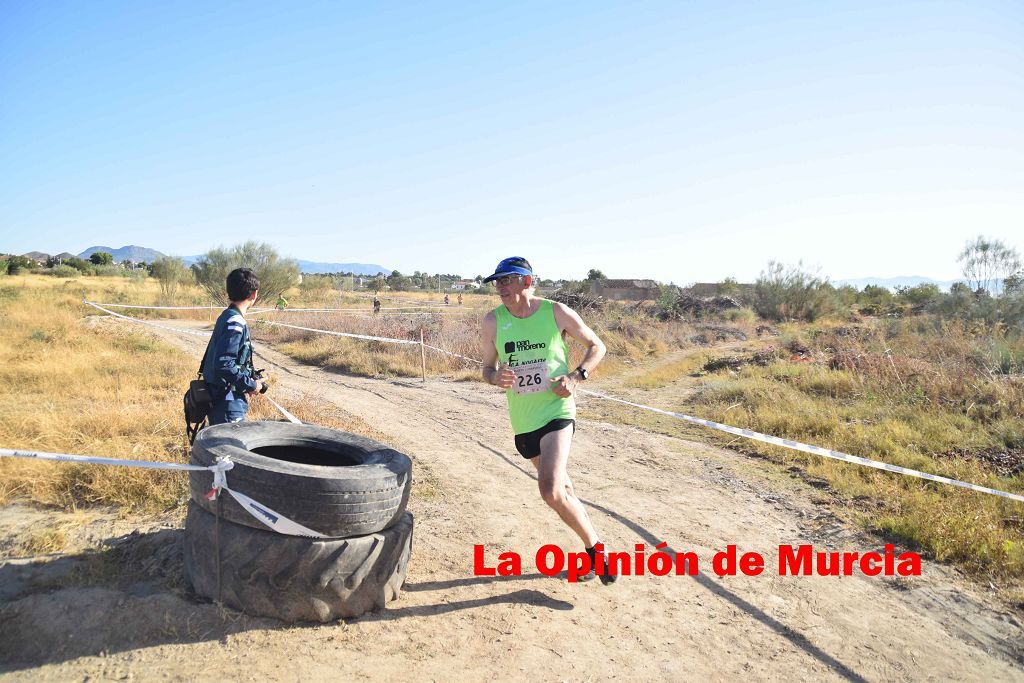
left=575, top=366, right=589, bottom=381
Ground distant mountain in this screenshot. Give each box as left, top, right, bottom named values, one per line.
left=835, top=276, right=959, bottom=292
left=78, top=245, right=166, bottom=263
left=295, top=259, right=389, bottom=275
left=179, top=254, right=389, bottom=276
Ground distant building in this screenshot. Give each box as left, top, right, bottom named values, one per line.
left=451, top=280, right=480, bottom=291
left=589, top=279, right=660, bottom=301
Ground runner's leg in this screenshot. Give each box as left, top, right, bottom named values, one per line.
left=532, top=426, right=599, bottom=547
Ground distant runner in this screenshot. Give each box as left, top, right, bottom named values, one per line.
left=276, top=295, right=288, bottom=311
left=373, top=296, right=381, bottom=314
left=480, top=256, right=615, bottom=584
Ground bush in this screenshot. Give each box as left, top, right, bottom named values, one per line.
left=93, top=265, right=125, bottom=277
left=752, top=261, right=839, bottom=322
left=46, top=265, right=80, bottom=278
left=899, top=283, right=941, bottom=307
left=63, top=257, right=92, bottom=273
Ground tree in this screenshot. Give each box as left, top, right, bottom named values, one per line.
left=192, top=242, right=300, bottom=303
left=90, top=251, right=113, bottom=265
left=6, top=255, right=36, bottom=275
left=386, top=270, right=412, bottom=291
left=150, top=256, right=192, bottom=303
left=64, top=257, right=91, bottom=273
left=367, top=278, right=387, bottom=293
left=958, top=236, right=1021, bottom=295
left=899, top=283, right=941, bottom=307
left=586, top=269, right=606, bottom=281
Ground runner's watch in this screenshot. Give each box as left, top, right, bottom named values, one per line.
left=575, top=366, right=589, bottom=381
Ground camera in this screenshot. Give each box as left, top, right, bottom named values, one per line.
left=253, top=368, right=269, bottom=394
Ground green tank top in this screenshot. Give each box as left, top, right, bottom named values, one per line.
left=494, top=299, right=575, bottom=434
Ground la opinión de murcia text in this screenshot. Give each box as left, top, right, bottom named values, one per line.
left=474, top=544, right=922, bottom=583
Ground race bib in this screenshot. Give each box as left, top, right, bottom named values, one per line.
left=512, top=360, right=551, bottom=395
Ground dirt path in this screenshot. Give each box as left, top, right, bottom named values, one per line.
left=2, top=319, right=1023, bottom=681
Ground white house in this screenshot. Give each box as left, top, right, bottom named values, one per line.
left=451, top=280, right=481, bottom=291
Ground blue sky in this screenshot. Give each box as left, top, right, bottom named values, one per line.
left=2, top=1, right=1022, bottom=282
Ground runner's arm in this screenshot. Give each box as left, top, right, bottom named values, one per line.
left=480, top=311, right=515, bottom=388
left=480, top=311, right=500, bottom=385
left=553, top=302, right=606, bottom=376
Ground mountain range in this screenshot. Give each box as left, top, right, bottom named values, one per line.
left=834, top=276, right=959, bottom=291
left=73, top=245, right=389, bottom=275
left=78, top=245, right=166, bottom=263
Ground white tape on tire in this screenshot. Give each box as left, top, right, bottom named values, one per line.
left=0, top=449, right=327, bottom=536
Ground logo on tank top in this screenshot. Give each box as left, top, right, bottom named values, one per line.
left=505, top=339, right=547, bottom=354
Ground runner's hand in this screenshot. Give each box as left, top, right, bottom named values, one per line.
left=551, top=374, right=577, bottom=398
left=494, top=363, right=516, bottom=389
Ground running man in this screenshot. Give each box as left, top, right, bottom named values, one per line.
left=480, top=256, right=616, bottom=584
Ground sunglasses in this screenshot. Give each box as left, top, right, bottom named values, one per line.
left=494, top=274, right=524, bottom=286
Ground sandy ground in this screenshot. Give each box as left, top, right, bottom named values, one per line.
left=2, top=317, right=1023, bottom=681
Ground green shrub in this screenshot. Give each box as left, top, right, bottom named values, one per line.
left=47, top=265, right=80, bottom=278
left=752, top=261, right=839, bottom=322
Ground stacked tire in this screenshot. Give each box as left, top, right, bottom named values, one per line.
left=183, top=422, right=413, bottom=623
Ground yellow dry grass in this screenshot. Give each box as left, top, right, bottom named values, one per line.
left=0, top=274, right=407, bottom=514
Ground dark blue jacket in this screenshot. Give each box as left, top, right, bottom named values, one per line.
left=201, top=305, right=257, bottom=401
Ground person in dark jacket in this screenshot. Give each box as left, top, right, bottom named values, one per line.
left=202, top=268, right=267, bottom=424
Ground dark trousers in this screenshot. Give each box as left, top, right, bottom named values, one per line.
left=208, top=398, right=248, bottom=425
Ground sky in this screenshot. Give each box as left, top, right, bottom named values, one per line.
left=1, top=1, right=1022, bottom=283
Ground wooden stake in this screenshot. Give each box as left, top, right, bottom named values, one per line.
left=419, top=327, right=427, bottom=383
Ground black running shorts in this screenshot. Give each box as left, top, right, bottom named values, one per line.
left=514, top=419, right=576, bottom=459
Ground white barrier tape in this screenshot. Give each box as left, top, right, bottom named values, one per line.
left=260, top=320, right=420, bottom=345
left=0, top=449, right=328, bottom=537
left=87, top=300, right=1024, bottom=504
left=252, top=306, right=440, bottom=312
left=578, top=389, right=1024, bottom=504
left=0, top=448, right=211, bottom=471
left=423, top=344, right=484, bottom=365
left=266, top=397, right=302, bottom=424
left=83, top=302, right=223, bottom=311
left=84, top=301, right=212, bottom=337
left=216, top=486, right=327, bottom=538
left=201, top=457, right=323, bottom=536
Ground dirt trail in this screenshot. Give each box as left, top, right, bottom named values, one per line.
left=2, top=319, right=1023, bottom=681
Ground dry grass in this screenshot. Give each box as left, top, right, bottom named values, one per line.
left=0, top=276, right=197, bottom=513
left=0, top=275, right=412, bottom=513
left=684, top=318, right=1024, bottom=585
left=625, top=351, right=713, bottom=389
left=7, top=274, right=1022, bottom=593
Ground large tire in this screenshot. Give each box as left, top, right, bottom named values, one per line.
left=183, top=501, right=413, bottom=622
left=189, top=421, right=412, bottom=538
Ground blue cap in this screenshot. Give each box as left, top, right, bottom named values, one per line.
left=483, top=256, right=534, bottom=283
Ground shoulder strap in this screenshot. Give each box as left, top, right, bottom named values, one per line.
left=198, top=333, right=213, bottom=379
left=198, top=309, right=221, bottom=378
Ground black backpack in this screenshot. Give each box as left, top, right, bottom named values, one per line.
left=184, top=339, right=214, bottom=445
